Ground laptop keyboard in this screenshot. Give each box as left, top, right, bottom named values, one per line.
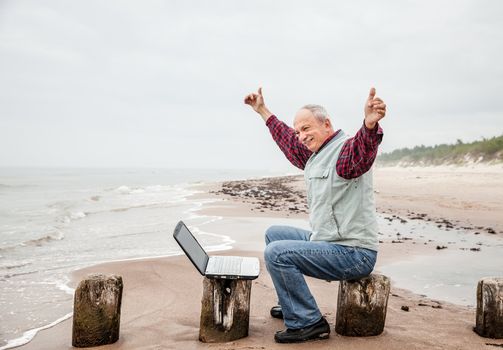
left=209, top=256, right=242, bottom=275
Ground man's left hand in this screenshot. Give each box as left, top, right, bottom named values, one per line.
left=364, top=87, right=386, bottom=129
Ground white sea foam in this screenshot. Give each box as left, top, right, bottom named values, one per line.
left=60, top=211, right=87, bottom=224
left=57, top=277, right=75, bottom=296
left=69, top=211, right=86, bottom=220
left=114, top=185, right=131, bottom=193
left=0, top=312, right=73, bottom=350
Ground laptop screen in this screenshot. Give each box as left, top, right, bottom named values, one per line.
left=173, top=221, right=208, bottom=276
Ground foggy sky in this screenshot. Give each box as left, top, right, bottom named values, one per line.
left=1, top=0, right=502, bottom=170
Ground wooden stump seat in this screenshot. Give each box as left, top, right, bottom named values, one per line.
left=199, top=277, right=252, bottom=343
left=335, top=273, right=391, bottom=336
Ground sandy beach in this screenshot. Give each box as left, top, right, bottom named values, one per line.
left=17, top=165, right=503, bottom=350
left=373, top=166, right=503, bottom=235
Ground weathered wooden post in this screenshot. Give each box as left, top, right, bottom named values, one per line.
left=72, top=274, right=123, bottom=347
left=335, top=274, right=390, bottom=336
left=199, top=277, right=252, bottom=342
left=474, top=277, right=503, bottom=339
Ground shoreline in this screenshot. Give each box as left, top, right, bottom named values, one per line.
left=12, top=165, right=503, bottom=349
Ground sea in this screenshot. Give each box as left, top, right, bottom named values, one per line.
left=1, top=167, right=503, bottom=349
left=0, top=167, right=291, bottom=349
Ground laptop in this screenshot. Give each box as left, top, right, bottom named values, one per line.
left=173, top=221, right=260, bottom=280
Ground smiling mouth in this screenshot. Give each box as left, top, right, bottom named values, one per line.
left=303, top=137, right=313, bottom=146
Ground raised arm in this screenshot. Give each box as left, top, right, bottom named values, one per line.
left=244, top=87, right=312, bottom=169
left=336, top=87, right=386, bottom=179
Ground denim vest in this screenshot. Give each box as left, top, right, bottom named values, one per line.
left=304, top=131, right=379, bottom=251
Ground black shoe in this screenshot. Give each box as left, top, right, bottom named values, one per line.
left=270, top=305, right=283, bottom=319
left=274, top=317, right=330, bottom=343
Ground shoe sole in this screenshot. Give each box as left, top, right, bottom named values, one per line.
left=274, top=331, right=330, bottom=343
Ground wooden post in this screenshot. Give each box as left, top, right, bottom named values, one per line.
left=199, top=277, right=252, bottom=342
left=72, top=274, right=123, bottom=348
left=475, top=277, right=503, bottom=339
left=335, top=274, right=390, bottom=336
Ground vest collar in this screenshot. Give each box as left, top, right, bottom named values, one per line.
left=315, top=129, right=342, bottom=154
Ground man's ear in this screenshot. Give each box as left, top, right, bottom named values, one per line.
left=324, top=118, right=332, bottom=129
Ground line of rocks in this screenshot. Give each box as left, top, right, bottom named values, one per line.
left=210, top=176, right=308, bottom=215
left=381, top=210, right=501, bottom=236
left=381, top=211, right=497, bottom=252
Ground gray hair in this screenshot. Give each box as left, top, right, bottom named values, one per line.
left=300, top=104, right=329, bottom=122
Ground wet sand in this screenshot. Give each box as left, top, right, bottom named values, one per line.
left=17, top=165, right=503, bottom=349
left=374, top=166, right=503, bottom=235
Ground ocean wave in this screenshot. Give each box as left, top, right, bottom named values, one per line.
left=108, top=200, right=189, bottom=213
left=0, top=262, right=32, bottom=270
left=76, top=197, right=193, bottom=216
left=0, top=231, right=63, bottom=253
left=111, top=184, right=192, bottom=195
left=58, top=211, right=88, bottom=224
left=22, top=230, right=65, bottom=247
left=94, top=185, right=199, bottom=213
left=2, top=269, right=39, bottom=279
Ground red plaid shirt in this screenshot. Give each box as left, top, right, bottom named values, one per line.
left=266, top=115, right=383, bottom=179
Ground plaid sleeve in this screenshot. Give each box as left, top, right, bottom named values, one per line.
left=336, top=121, right=383, bottom=179
left=266, top=115, right=312, bottom=170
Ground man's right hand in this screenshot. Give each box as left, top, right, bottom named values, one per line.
left=244, top=87, right=272, bottom=122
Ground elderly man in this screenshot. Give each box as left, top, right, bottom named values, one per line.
left=244, top=87, right=386, bottom=343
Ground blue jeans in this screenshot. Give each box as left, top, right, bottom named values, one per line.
left=264, top=225, right=377, bottom=329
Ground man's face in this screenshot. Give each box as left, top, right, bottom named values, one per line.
left=293, top=109, right=334, bottom=153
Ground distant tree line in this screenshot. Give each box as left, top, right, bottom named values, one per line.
left=377, top=134, right=503, bottom=166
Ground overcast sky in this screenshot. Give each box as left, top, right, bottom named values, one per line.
left=1, top=0, right=502, bottom=170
